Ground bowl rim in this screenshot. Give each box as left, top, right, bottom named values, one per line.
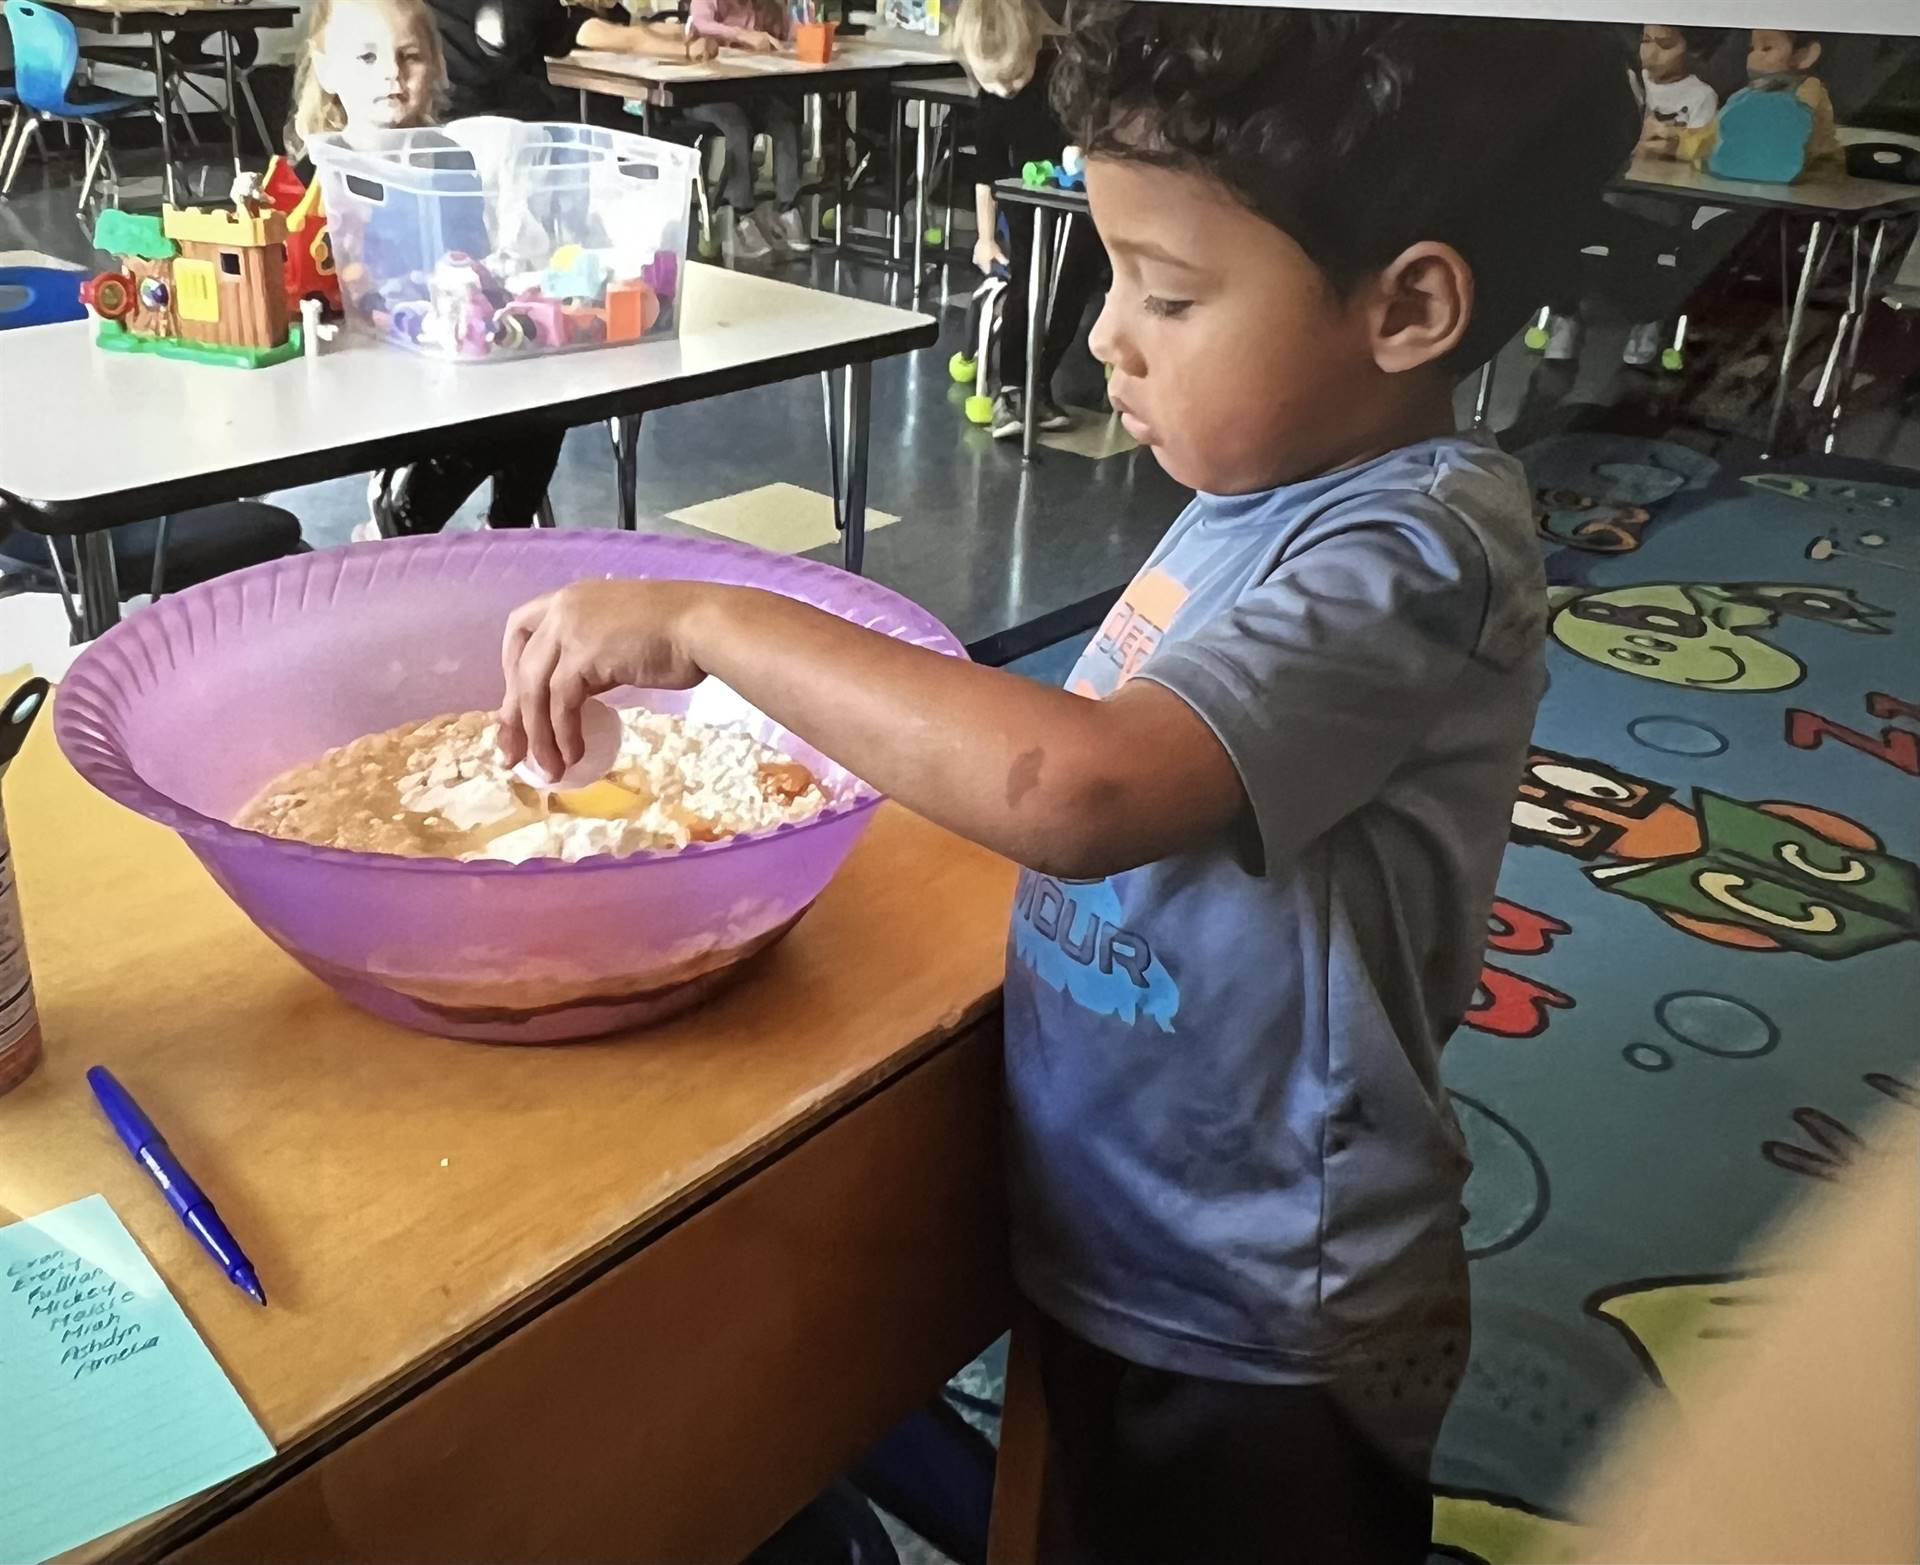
left=54, top=530, right=965, bottom=876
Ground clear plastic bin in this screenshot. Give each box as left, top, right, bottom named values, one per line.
left=308, top=118, right=696, bottom=362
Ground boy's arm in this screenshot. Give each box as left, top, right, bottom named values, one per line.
left=497, top=581, right=1248, bottom=879
left=573, top=15, right=714, bottom=58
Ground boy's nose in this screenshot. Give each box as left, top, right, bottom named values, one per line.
left=1088, top=295, right=1139, bottom=379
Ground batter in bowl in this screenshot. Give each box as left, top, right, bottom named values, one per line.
left=236, top=706, right=828, bottom=861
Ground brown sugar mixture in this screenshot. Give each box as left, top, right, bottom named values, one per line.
left=235, top=708, right=830, bottom=862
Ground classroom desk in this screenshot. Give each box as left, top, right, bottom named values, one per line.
left=550, top=43, right=962, bottom=260
left=0, top=709, right=1018, bottom=1563
left=891, top=75, right=976, bottom=286
left=19, top=0, right=298, bottom=203
left=1613, top=151, right=1920, bottom=456
left=0, top=266, right=935, bottom=638
left=991, top=177, right=1088, bottom=462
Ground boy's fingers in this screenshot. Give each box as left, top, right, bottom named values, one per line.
left=517, top=634, right=566, bottom=783
left=550, top=665, right=587, bottom=768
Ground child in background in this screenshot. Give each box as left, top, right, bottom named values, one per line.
left=953, top=0, right=1106, bottom=439
left=1679, top=29, right=1844, bottom=176
left=496, top=6, right=1636, bottom=1558
left=1635, top=21, right=1720, bottom=157
left=290, top=0, right=564, bottom=538
left=686, top=0, right=810, bottom=261
left=1540, top=21, right=1722, bottom=368
left=426, top=0, right=716, bottom=123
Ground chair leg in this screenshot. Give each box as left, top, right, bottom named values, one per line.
left=77, top=122, right=110, bottom=214
left=239, top=68, right=271, bottom=155
left=149, top=515, right=172, bottom=600
left=2, top=115, right=42, bottom=196
left=534, top=495, right=557, bottom=529
left=0, top=106, right=18, bottom=184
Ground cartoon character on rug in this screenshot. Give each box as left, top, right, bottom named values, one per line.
left=1547, top=582, right=1891, bottom=691
left=1525, top=435, right=1718, bottom=555
left=1509, top=747, right=1920, bottom=958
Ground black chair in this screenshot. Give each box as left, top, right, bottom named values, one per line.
left=0, top=503, right=305, bottom=639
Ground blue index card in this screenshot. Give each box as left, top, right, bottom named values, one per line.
left=0, top=1194, right=274, bottom=1563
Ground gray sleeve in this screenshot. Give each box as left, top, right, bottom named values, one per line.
left=1135, top=507, right=1492, bottom=871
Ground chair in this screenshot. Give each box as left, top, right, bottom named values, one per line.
left=167, top=27, right=275, bottom=157
left=2, top=0, right=166, bottom=213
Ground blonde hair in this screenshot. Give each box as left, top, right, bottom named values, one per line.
left=288, top=0, right=447, bottom=155
left=949, top=0, right=1057, bottom=90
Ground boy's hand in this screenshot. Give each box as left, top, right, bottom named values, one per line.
left=498, top=580, right=712, bottom=782
left=973, top=235, right=1008, bottom=273
left=686, top=32, right=719, bottom=61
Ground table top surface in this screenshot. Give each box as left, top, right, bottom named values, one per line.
left=993, top=175, right=1089, bottom=215
left=30, top=0, right=296, bottom=16
left=0, top=710, right=1015, bottom=1560
left=1617, top=150, right=1920, bottom=214
left=0, top=266, right=933, bottom=532
left=553, top=38, right=958, bottom=96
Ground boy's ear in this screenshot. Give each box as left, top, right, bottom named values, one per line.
left=1367, top=241, right=1472, bottom=375
left=1793, top=37, right=1823, bottom=71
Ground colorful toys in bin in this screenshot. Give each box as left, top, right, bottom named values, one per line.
left=350, top=239, right=678, bottom=360
left=82, top=199, right=303, bottom=370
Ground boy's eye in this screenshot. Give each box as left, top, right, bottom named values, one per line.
left=1143, top=296, right=1192, bottom=320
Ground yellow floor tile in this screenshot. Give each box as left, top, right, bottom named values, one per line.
left=666, top=482, right=902, bottom=555
left=1037, top=412, right=1141, bottom=461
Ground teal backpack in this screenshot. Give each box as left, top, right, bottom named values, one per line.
left=1708, top=77, right=1815, bottom=183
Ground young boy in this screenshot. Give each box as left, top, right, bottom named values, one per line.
left=1679, top=28, right=1844, bottom=175
left=498, top=6, right=1637, bottom=1558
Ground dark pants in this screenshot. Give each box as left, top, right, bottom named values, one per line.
left=374, top=430, right=565, bottom=535
left=1000, top=203, right=1108, bottom=397
left=1552, top=191, right=1757, bottom=322
left=689, top=97, right=803, bottom=213
left=1031, top=1310, right=1458, bottom=1565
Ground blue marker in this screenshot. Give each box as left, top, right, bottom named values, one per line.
left=86, top=1066, right=266, bottom=1306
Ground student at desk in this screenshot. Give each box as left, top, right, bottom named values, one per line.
left=425, top=0, right=717, bottom=121
left=684, top=0, right=812, bottom=261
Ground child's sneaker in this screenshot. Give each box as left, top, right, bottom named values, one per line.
left=990, top=389, right=1025, bottom=440
left=350, top=520, right=383, bottom=544
left=1622, top=320, right=1664, bottom=368
left=1035, top=393, right=1074, bottom=431
left=730, top=209, right=773, bottom=263
left=1542, top=312, right=1583, bottom=362
left=773, top=206, right=813, bottom=253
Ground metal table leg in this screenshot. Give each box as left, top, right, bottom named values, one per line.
left=1824, top=217, right=1894, bottom=456
left=831, top=91, right=847, bottom=249
left=612, top=414, right=642, bottom=530
left=1813, top=223, right=1861, bottom=416
left=821, top=369, right=843, bottom=535
left=1472, top=359, right=1496, bottom=430
left=912, top=103, right=929, bottom=287
left=222, top=27, right=241, bottom=174
left=840, top=361, right=872, bottom=575
left=151, top=29, right=178, bottom=205
left=75, top=531, right=122, bottom=641
left=889, top=96, right=905, bottom=264
left=1764, top=217, right=1832, bottom=459
left=1022, top=205, right=1055, bottom=463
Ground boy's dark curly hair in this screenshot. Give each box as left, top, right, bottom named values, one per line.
left=1052, top=4, right=1641, bottom=370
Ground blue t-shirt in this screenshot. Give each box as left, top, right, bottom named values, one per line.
left=1004, top=434, right=1544, bottom=1385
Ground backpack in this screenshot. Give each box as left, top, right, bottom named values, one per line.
left=1708, top=78, right=1815, bottom=184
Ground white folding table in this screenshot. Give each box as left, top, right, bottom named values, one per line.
left=0, top=265, right=936, bottom=638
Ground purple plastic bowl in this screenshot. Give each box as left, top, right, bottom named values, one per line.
left=55, top=532, right=967, bottom=1042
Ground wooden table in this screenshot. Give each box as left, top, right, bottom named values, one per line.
left=0, top=267, right=935, bottom=636
left=1614, top=150, right=1920, bottom=456
left=0, top=704, right=1018, bottom=1563
left=550, top=42, right=962, bottom=261
left=25, top=0, right=299, bottom=202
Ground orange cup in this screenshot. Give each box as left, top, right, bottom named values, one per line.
left=795, top=20, right=836, bottom=63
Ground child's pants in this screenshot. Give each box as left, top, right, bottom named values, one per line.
left=375, top=430, right=566, bottom=535
left=999, top=203, right=1108, bottom=399
left=688, top=98, right=803, bottom=212
left=1029, top=1309, right=1458, bottom=1565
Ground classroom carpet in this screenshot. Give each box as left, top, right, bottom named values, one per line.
left=1001, top=437, right=1920, bottom=1564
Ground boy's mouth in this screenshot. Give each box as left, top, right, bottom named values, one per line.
left=1108, top=390, right=1152, bottom=444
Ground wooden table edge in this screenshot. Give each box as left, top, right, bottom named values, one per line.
left=68, top=990, right=1006, bottom=1564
